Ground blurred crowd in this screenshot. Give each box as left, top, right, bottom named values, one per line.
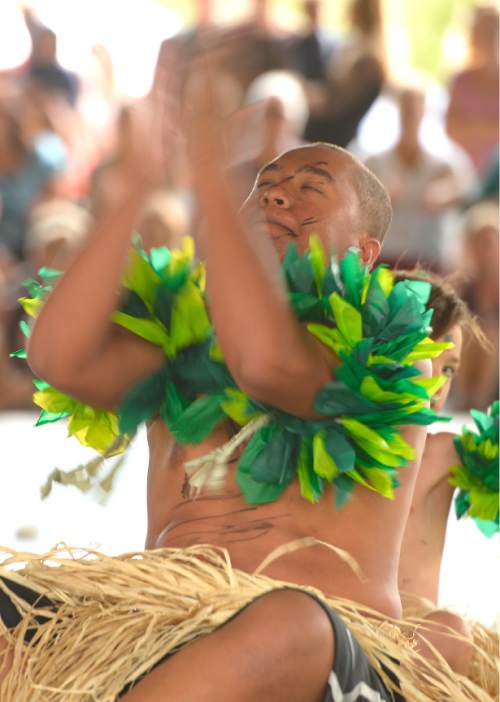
left=0, top=0, right=498, bottom=413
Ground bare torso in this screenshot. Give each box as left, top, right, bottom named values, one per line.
left=145, top=416, right=429, bottom=619
left=399, top=432, right=457, bottom=604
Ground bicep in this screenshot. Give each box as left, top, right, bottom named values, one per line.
left=38, top=327, right=166, bottom=410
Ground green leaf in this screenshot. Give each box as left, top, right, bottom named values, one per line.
left=329, top=293, right=362, bottom=347
left=123, top=248, right=160, bottom=311
left=333, top=474, right=354, bottom=509
left=112, top=312, right=170, bottom=350
left=118, top=367, right=168, bottom=435
left=323, top=427, right=356, bottom=473
left=221, top=388, right=262, bottom=425
left=475, top=518, right=499, bottom=538
left=36, top=409, right=70, bottom=425
left=315, top=381, right=378, bottom=417
left=237, top=430, right=290, bottom=504
left=249, top=426, right=298, bottom=486
left=339, top=249, right=366, bottom=308
left=313, top=432, right=340, bottom=481
left=38, top=267, right=62, bottom=282
left=168, top=284, right=211, bottom=355
left=308, top=235, right=326, bottom=293
left=160, top=381, right=189, bottom=426
left=153, top=285, right=176, bottom=329
left=297, top=439, right=324, bottom=502
left=170, top=393, right=226, bottom=444
left=120, top=290, right=151, bottom=318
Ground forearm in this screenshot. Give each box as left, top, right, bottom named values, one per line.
left=194, top=162, right=333, bottom=415
left=196, top=163, right=307, bottom=370
left=28, top=187, right=147, bottom=382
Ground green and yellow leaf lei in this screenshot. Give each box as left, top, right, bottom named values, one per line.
left=450, top=401, right=499, bottom=537
left=18, top=236, right=450, bottom=507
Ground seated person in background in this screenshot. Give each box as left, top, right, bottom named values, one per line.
left=398, top=272, right=486, bottom=606
left=0, top=90, right=66, bottom=261
left=304, top=0, right=386, bottom=147
left=365, top=86, right=474, bottom=274
left=453, top=202, right=499, bottom=411
left=137, top=190, right=190, bottom=251
left=445, top=5, right=499, bottom=176
left=0, top=199, right=90, bottom=410
left=398, top=272, right=497, bottom=689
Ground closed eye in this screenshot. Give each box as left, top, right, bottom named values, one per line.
left=257, top=181, right=275, bottom=189
left=301, top=183, right=325, bottom=194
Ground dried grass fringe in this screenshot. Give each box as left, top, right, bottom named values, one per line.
left=401, top=591, right=499, bottom=701
left=0, top=544, right=497, bottom=702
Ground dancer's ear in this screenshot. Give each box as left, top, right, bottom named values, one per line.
left=358, top=237, right=381, bottom=269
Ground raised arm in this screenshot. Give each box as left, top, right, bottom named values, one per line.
left=28, top=105, right=168, bottom=409
left=185, top=72, right=335, bottom=419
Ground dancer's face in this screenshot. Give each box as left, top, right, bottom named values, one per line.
left=430, top=325, right=463, bottom=412
left=240, top=144, right=378, bottom=264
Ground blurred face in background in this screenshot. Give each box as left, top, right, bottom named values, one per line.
left=304, top=0, right=321, bottom=26
left=240, top=144, right=372, bottom=261
left=431, top=325, right=463, bottom=412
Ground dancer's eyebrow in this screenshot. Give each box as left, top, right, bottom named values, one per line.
left=259, top=163, right=281, bottom=176
left=297, top=164, right=334, bottom=181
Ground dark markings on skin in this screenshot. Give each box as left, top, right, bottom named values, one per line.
left=161, top=507, right=291, bottom=548
left=165, top=528, right=271, bottom=546
left=165, top=509, right=289, bottom=535
left=298, top=165, right=333, bottom=182
left=257, top=161, right=334, bottom=189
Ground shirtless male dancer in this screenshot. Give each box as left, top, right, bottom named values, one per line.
left=0, top=76, right=432, bottom=701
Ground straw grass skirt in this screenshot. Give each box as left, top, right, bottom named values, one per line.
left=401, top=592, right=499, bottom=700
left=0, top=545, right=497, bottom=702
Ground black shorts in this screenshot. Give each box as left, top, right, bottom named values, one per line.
left=0, top=576, right=405, bottom=701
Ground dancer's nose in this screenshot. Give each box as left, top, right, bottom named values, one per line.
left=259, top=184, right=291, bottom=209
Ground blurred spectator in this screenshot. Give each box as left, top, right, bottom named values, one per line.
left=445, top=5, right=499, bottom=175
left=152, top=1, right=242, bottom=126
left=0, top=91, right=66, bottom=261
left=453, top=201, right=499, bottom=410
left=25, top=199, right=90, bottom=271
left=229, top=71, right=308, bottom=203
left=304, top=0, right=386, bottom=146
left=0, top=198, right=91, bottom=410
left=286, top=1, right=337, bottom=85
left=18, top=9, right=80, bottom=107
left=223, top=0, right=289, bottom=95
left=137, top=191, right=190, bottom=251
left=365, top=86, right=474, bottom=273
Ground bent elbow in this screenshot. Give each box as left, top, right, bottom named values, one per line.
left=233, top=351, right=285, bottom=403
left=27, top=327, right=73, bottom=389
left=235, top=352, right=317, bottom=408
